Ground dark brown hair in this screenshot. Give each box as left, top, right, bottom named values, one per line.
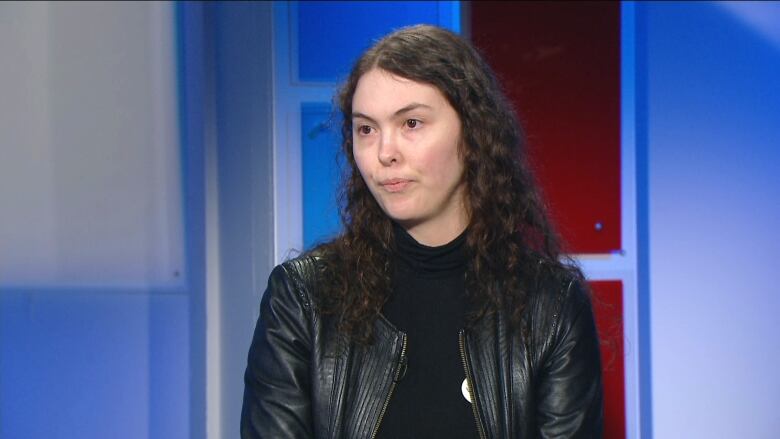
left=313, top=24, right=580, bottom=343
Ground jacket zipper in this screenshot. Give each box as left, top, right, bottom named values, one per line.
left=459, top=330, right=488, bottom=439
left=370, top=333, right=408, bottom=439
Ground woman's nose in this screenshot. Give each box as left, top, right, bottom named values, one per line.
left=377, top=132, right=401, bottom=166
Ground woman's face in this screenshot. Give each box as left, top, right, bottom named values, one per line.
left=351, top=68, right=468, bottom=245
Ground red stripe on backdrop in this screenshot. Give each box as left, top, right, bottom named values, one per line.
left=470, top=1, right=622, bottom=254
left=590, top=280, right=626, bottom=439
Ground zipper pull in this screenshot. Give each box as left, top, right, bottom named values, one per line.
left=394, top=334, right=408, bottom=383
left=394, top=353, right=408, bottom=382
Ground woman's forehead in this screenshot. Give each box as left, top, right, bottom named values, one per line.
left=352, top=69, right=449, bottom=117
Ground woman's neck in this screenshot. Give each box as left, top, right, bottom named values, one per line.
left=392, top=221, right=468, bottom=276
left=398, top=214, right=469, bottom=247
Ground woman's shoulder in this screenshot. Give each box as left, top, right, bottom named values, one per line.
left=267, top=247, right=340, bottom=308
left=523, top=257, right=593, bottom=335
left=278, top=252, right=327, bottom=280
left=270, top=252, right=326, bottom=293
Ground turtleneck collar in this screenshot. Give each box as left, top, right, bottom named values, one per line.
left=392, top=222, right=468, bottom=277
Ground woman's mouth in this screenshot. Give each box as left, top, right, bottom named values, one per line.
left=380, top=178, right=412, bottom=193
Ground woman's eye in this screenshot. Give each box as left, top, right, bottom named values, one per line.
left=357, top=125, right=373, bottom=135
left=405, top=119, right=421, bottom=129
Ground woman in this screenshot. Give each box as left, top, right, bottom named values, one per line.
left=242, top=25, right=603, bottom=438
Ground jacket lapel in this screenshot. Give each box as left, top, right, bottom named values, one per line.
left=336, top=315, right=405, bottom=438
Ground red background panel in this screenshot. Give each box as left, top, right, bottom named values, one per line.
left=470, top=2, right=622, bottom=253
left=589, top=280, right=626, bottom=439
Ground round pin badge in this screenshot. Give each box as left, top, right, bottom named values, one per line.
left=461, top=378, right=472, bottom=403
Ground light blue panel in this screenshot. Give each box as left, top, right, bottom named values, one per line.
left=148, top=294, right=189, bottom=439
left=212, top=2, right=276, bottom=437
left=626, top=2, right=654, bottom=438
left=175, top=3, right=208, bottom=438
left=297, top=1, right=459, bottom=83
left=0, top=290, right=149, bottom=439
left=302, top=102, right=344, bottom=249
left=640, top=1, right=780, bottom=437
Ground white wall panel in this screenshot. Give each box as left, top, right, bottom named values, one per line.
left=0, top=2, right=182, bottom=288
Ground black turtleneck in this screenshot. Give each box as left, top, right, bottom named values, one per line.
left=375, top=223, right=479, bottom=439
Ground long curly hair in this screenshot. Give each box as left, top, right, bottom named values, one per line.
left=313, top=24, right=580, bottom=344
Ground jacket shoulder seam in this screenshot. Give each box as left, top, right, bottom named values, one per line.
left=279, top=256, right=322, bottom=312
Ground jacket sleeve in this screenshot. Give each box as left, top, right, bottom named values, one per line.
left=241, top=263, right=315, bottom=438
left=536, top=279, right=604, bottom=438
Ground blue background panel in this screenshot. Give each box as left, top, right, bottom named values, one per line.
left=297, top=1, right=455, bottom=83
left=2, top=291, right=147, bottom=438
left=0, top=289, right=189, bottom=439
left=301, top=102, right=344, bottom=249
left=640, top=2, right=780, bottom=437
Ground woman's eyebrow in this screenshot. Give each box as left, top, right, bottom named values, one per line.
left=351, top=112, right=377, bottom=124
left=393, top=102, right=433, bottom=116
left=352, top=103, right=434, bottom=123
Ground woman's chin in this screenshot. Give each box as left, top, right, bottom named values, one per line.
left=379, top=202, right=420, bottom=224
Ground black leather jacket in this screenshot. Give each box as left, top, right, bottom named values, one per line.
left=241, top=256, right=603, bottom=438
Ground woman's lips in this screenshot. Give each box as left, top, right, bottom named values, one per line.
left=379, top=178, right=412, bottom=193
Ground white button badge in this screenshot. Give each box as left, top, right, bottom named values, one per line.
left=461, top=378, right=473, bottom=403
